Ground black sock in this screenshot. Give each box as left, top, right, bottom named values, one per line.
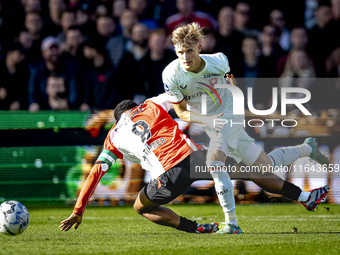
left=176, top=216, right=198, bottom=233
left=278, top=181, right=302, bottom=201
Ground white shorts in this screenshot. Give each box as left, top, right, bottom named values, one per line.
left=215, top=129, right=261, bottom=165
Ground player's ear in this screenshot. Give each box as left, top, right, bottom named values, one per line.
left=198, top=44, right=202, bottom=52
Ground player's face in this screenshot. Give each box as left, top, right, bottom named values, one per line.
left=175, top=42, right=202, bottom=73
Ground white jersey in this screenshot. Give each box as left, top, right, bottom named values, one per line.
left=162, top=53, right=245, bottom=150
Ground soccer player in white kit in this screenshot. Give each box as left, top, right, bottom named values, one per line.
left=162, top=23, right=330, bottom=234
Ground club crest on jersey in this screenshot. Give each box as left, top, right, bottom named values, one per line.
left=196, top=82, right=223, bottom=106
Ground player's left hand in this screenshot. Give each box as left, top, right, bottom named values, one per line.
left=59, top=213, right=82, bottom=231
left=226, top=74, right=237, bottom=86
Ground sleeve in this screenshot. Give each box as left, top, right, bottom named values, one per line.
left=146, top=93, right=173, bottom=112
left=162, top=66, right=184, bottom=104
left=73, top=133, right=123, bottom=216
left=217, top=53, right=231, bottom=74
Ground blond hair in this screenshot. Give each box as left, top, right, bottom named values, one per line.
left=172, top=23, right=204, bottom=46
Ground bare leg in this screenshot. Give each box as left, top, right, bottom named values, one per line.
left=133, top=188, right=180, bottom=228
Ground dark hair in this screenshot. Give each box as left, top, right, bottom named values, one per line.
left=67, top=25, right=81, bottom=32
left=243, top=35, right=260, bottom=47
left=48, top=72, right=64, bottom=80
left=318, top=0, right=331, bottom=8
left=114, top=100, right=138, bottom=122
left=8, top=42, right=24, bottom=52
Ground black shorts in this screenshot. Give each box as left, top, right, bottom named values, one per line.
left=143, top=149, right=207, bottom=204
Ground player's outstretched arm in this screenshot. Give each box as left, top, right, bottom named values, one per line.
left=59, top=213, right=83, bottom=231
left=172, top=100, right=225, bottom=132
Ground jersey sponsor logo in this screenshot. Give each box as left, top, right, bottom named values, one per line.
left=196, top=82, right=223, bottom=106
left=203, top=74, right=219, bottom=78
left=184, top=91, right=207, bottom=101
left=132, top=120, right=151, bottom=143
left=164, top=83, right=170, bottom=92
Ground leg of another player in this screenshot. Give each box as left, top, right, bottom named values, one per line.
left=230, top=164, right=303, bottom=200
left=249, top=151, right=312, bottom=202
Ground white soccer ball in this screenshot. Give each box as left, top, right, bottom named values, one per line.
left=0, top=201, right=30, bottom=236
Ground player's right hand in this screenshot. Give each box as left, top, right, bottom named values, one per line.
left=226, top=74, right=237, bottom=86
left=59, top=213, right=82, bottom=231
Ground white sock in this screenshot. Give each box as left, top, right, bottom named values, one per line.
left=208, top=162, right=237, bottom=226
left=298, top=143, right=312, bottom=157
left=298, top=191, right=311, bottom=202
left=268, top=145, right=307, bottom=167
left=228, top=219, right=238, bottom=227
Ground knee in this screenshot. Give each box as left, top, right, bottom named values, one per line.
left=133, top=202, right=144, bottom=215
left=134, top=201, right=153, bottom=215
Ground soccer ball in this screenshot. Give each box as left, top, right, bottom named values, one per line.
left=0, top=201, right=30, bottom=236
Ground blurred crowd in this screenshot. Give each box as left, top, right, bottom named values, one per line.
left=0, top=0, right=340, bottom=112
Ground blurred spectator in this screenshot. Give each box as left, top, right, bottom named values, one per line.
left=260, top=24, right=284, bottom=76
left=215, top=6, right=244, bottom=65
left=319, top=46, right=340, bottom=108
left=24, top=11, right=44, bottom=63
left=112, top=0, right=127, bottom=20
left=76, top=2, right=96, bottom=40
left=95, top=4, right=109, bottom=17
left=308, top=0, right=339, bottom=75
left=165, top=0, right=218, bottom=35
left=45, top=73, right=69, bottom=110
left=0, top=42, right=29, bottom=110
left=234, top=1, right=259, bottom=37
left=28, top=36, right=78, bottom=111
left=126, top=23, right=149, bottom=61
left=120, top=9, right=138, bottom=39
left=60, top=26, right=84, bottom=64
left=56, top=9, right=77, bottom=43
left=129, top=0, right=148, bottom=19
left=96, top=16, right=117, bottom=43
left=277, top=27, right=312, bottom=76
left=0, top=0, right=14, bottom=54
left=18, top=30, right=34, bottom=50
left=11, top=0, right=43, bottom=34
left=270, top=9, right=290, bottom=51
left=41, top=0, right=67, bottom=38
left=304, top=0, right=319, bottom=30
left=200, top=31, right=217, bottom=54
left=142, top=0, right=178, bottom=27
left=260, top=24, right=284, bottom=58
left=24, top=0, right=42, bottom=13
left=80, top=40, right=123, bottom=111
left=331, top=0, right=340, bottom=23
left=326, top=46, right=340, bottom=77
left=139, top=29, right=176, bottom=97
left=68, top=0, right=81, bottom=9
left=279, top=49, right=316, bottom=86
left=233, top=36, right=276, bottom=108
left=25, top=12, right=43, bottom=41
left=279, top=49, right=315, bottom=112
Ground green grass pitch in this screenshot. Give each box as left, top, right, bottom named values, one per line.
left=1, top=203, right=340, bottom=255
